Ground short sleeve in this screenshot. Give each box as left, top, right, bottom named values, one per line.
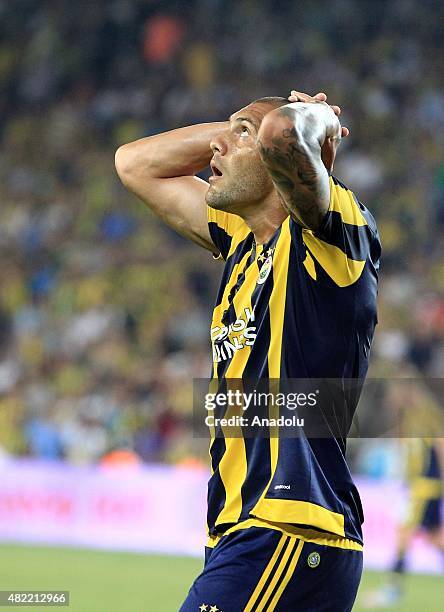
left=300, top=176, right=381, bottom=287
left=207, top=206, right=247, bottom=261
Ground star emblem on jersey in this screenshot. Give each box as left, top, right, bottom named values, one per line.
left=257, top=254, right=273, bottom=285
left=199, top=605, right=208, bottom=612
left=307, top=551, right=321, bottom=568
left=257, top=252, right=265, bottom=263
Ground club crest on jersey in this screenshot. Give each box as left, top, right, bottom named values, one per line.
left=307, top=551, right=321, bottom=568
left=257, top=255, right=273, bottom=285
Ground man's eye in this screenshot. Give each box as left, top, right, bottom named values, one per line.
left=240, top=126, right=250, bottom=136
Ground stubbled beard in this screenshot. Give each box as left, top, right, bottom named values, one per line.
left=205, top=183, right=240, bottom=211
left=206, top=176, right=269, bottom=212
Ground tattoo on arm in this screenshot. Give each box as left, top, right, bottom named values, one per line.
left=258, top=124, right=329, bottom=229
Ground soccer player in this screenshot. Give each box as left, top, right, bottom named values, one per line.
left=364, top=382, right=444, bottom=608
left=115, top=89, right=380, bottom=611
left=390, top=439, right=444, bottom=595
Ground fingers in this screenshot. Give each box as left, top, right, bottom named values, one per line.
left=330, top=126, right=349, bottom=139
left=288, top=90, right=318, bottom=103
left=332, top=127, right=350, bottom=139
left=288, top=90, right=327, bottom=102
left=288, top=90, right=341, bottom=115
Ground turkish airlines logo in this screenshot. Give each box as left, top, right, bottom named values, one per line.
left=211, top=307, right=256, bottom=363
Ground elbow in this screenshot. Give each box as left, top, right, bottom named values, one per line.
left=115, top=140, right=160, bottom=187
left=115, top=144, right=134, bottom=185
left=115, top=144, right=129, bottom=183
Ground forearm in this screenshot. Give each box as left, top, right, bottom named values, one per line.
left=257, top=103, right=340, bottom=229
left=114, top=122, right=228, bottom=253
left=115, top=122, right=228, bottom=182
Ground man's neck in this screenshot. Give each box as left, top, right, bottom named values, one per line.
left=239, top=193, right=288, bottom=245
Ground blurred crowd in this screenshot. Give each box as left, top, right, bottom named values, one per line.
left=0, top=0, right=443, bottom=470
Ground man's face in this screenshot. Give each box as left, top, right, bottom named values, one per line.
left=206, top=102, right=276, bottom=213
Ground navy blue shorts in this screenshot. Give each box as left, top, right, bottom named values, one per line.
left=180, top=526, right=363, bottom=611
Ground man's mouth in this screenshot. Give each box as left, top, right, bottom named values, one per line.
left=210, top=161, right=223, bottom=179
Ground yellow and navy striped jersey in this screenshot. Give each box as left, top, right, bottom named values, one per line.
left=206, top=175, right=381, bottom=544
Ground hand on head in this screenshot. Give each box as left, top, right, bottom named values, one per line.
left=288, top=90, right=350, bottom=138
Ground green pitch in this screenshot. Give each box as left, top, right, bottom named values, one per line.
left=0, top=544, right=442, bottom=611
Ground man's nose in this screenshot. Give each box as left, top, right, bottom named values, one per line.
left=210, top=132, right=229, bottom=156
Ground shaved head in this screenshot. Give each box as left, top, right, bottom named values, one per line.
left=231, top=97, right=288, bottom=128
left=252, top=96, right=288, bottom=109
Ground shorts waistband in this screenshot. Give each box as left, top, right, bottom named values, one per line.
left=206, top=517, right=363, bottom=551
